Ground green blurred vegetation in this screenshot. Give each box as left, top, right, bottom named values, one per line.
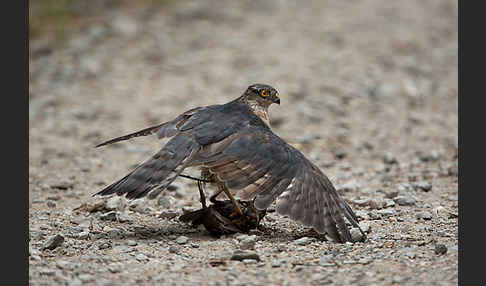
left=29, top=0, right=172, bottom=40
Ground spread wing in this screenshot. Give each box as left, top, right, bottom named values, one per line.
left=197, top=126, right=363, bottom=243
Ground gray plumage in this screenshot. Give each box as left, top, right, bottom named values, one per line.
left=94, top=83, right=364, bottom=243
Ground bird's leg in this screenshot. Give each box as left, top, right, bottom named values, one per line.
left=197, top=179, right=207, bottom=209
left=219, top=183, right=244, bottom=217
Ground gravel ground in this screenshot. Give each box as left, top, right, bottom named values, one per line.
left=29, top=0, right=458, bottom=285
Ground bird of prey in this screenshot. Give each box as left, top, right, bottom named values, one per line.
left=94, top=83, right=364, bottom=243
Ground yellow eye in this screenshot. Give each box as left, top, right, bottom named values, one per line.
left=261, top=90, right=270, bottom=97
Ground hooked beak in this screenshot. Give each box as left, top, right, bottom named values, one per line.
left=274, top=98, right=280, bottom=105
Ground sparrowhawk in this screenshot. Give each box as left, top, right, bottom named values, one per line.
left=94, top=83, right=364, bottom=243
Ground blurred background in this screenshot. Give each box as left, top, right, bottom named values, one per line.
left=29, top=1, right=458, bottom=284
left=29, top=0, right=458, bottom=180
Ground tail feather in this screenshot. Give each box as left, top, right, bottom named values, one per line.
left=95, top=123, right=165, bottom=148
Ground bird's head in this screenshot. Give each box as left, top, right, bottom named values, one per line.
left=243, top=83, right=280, bottom=106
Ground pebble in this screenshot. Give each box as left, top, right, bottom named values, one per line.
left=368, top=198, right=387, bottom=210
left=127, top=240, right=138, bottom=246
left=377, top=208, right=395, bottom=217
left=230, top=250, right=261, bottom=261
left=68, top=279, right=83, bottom=286
left=42, top=234, right=64, bottom=250
left=417, top=211, right=433, bottom=220
left=106, top=196, right=125, bottom=211
left=135, top=253, right=149, bottom=262
left=157, top=196, right=171, bottom=208
left=78, top=274, right=94, bottom=283
left=434, top=244, right=448, bottom=255
left=98, top=241, right=111, bottom=250
left=176, top=236, right=189, bottom=245
left=169, top=245, right=179, bottom=254
left=239, top=236, right=257, bottom=250
left=56, top=260, right=71, bottom=269
left=350, top=228, right=365, bottom=242
left=77, top=232, right=90, bottom=240
left=100, top=211, right=117, bottom=221
left=293, top=237, right=313, bottom=246
left=359, top=222, right=371, bottom=233
left=394, top=196, right=416, bottom=206
left=50, top=179, right=74, bottom=190
left=356, top=210, right=370, bottom=220
left=271, top=260, right=281, bottom=267
left=382, top=152, right=398, bottom=164
left=419, top=151, right=439, bottom=162
left=337, top=180, right=360, bottom=194
left=392, top=275, right=409, bottom=284
left=46, top=200, right=57, bottom=208
left=332, top=147, right=347, bottom=159
left=118, top=212, right=132, bottom=223
left=319, top=255, right=332, bottom=266
left=414, top=181, right=432, bottom=192
left=352, top=199, right=370, bottom=207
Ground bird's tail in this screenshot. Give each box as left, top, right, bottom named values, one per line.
left=94, top=133, right=199, bottom=200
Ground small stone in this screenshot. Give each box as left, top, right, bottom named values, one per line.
left=106, top=196, right=125, bottom=211
left=100, top=211, right=117, bottom=221
left=377, top=208, right=395, bottom=217
left=50, top=179, right=74, bottom=190
left=434, top=244, right=448, bottom=255
left=293, top=237, right=313, bottom=246
left=382, top=152, right=398, bottom=164
left=239, top=236, right=257, bottom=250
left=404, top=251, right=416, bottom=259
left=157, top=196, right=171, bottom=208
left=169, top=245, right=179, bottom=254
left=384, top=199, right=396, bottom=208
left=356, top=210, right=370, bottom=220
left=77, top=232, right=90, bottom=240
left=159, top=211, right=178, bottom=219
left=56, top=260, right=71, bottom=269
left=118, top=212, right=132, bottom=223
left=46, top=200, right=57, bottom=208
left=319, top=255, right=331, bottom=266
left=359, top=222, right=371, bottom=233
left=243, top=259, right=257, bottom=265
left=176, top=236, right=189, bottom=245
left=136, top=253, right=149, bottom=262
left=104, top=227, right=120, bottom=238
left=39, top=268, right=56, bottom=275
left=337, top=180, right=360, bottom=194
left=230, top=250, right=260, bottom=261
left=417, top=211, right=433, bottom=220
left=127, top=240, right=138, bottom=246
left=447, top=166, right=458, bottom=177
left=42, top=234, right=64, bottom=250
left=394, top=196, right=416, bottom=206
left=414, top=181, right=432, bottom=192
left=332, top=147, right=347, bottom=159
left=108, top=264, right=121, bottom=273
left=352, top=199, right=370, bottom=207
left=98, top=241, right=111, bottom=250
left=350, top=228, right=365, bottom=242
left=368, top=198, right=386, bottom=210
left=419, top=151, right=439, bottom=162
left=271, top=260, right=281, bottom=267
left=392, top=275, right=409, bottom=284
left=68, top=279, right=83, bottom=286
left=78, top=274, right=94, bottom=283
